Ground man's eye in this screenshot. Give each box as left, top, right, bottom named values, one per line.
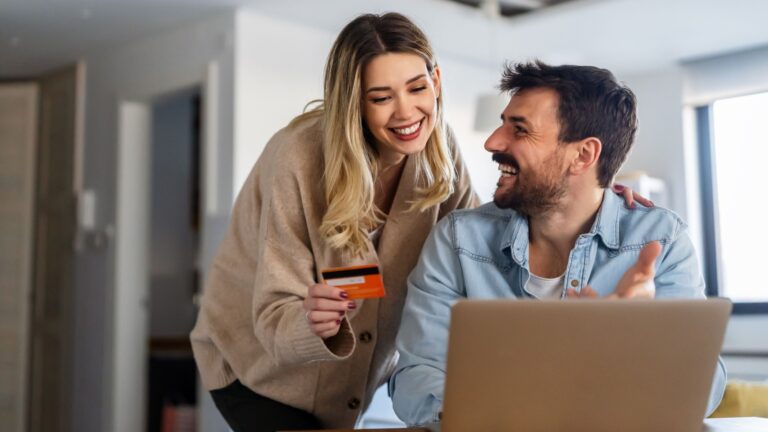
left=515, top=126, right=527, bottom=135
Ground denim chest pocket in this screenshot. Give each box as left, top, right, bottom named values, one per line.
left=591, top=246, right=654, bottom=295
left=456, top=250, right=517, bottom=299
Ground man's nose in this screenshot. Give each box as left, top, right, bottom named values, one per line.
left=484, top=127, right=504, bottom=153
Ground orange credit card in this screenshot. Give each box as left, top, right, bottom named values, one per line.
left=321, top=264, right=385, bottom=299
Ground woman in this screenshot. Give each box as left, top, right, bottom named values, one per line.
left=190, top=12, right=645, bottom=432
left=191, top=13, right=474, bottom=431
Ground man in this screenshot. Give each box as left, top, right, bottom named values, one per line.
left=390, top=61, right=726, bottom=425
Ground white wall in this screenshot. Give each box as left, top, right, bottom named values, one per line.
left=621, top=67, right=688, bottom=215
left=233, top=11, right=334, bottom=191
left=438, top=57, right=500, bottom=202
left=77, top=12, right=236, bottom=432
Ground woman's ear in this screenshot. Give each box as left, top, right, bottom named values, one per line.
left=432, top=65, right=441, bottom=99
left=569, top=137, right=602, bottom=176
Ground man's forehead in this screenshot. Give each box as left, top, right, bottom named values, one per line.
left=506, top=88, right=560, bottom=122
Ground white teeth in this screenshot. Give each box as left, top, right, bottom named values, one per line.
left=393, top=121, right=420, bottom=135
left=498, top=163, right=519, bottom=176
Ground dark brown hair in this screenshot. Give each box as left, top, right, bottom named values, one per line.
left=500, top=60, right=638, bottom=187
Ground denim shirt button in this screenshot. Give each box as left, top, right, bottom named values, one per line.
left=570, top=279, right=579, bottom=287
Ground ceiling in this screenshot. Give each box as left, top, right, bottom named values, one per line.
left=446, top=0, right=581, bottom=18
left=2, top=0, right=768, bottom=79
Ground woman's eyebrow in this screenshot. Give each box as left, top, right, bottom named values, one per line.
left=365, top=74, right=427, bottom=93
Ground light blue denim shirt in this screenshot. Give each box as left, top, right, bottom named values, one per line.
left=390, top=190, right=727, bottom=425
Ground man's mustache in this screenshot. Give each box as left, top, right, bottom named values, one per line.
left=492, top=153, right=519, bottom=169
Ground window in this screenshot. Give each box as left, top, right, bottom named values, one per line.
left=697, top=91, right=768, bottom=313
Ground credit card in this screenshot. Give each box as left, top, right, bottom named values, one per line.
left=321, top=264, right=385, bottom=299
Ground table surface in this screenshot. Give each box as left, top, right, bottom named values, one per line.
left=291, top=417, right=768, bottom=432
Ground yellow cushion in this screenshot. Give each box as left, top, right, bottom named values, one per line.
left=709, top=380, right=768, bottom=418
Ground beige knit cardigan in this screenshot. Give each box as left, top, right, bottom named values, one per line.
left=190, top=117, right=478, bottom=428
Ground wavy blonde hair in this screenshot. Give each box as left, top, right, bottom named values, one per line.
left=294, top=13, right=455, bottom=256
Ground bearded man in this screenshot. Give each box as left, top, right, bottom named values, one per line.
left=390, top=60, right=726, bottom=426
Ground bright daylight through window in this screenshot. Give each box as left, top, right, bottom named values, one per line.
left=711, top=91, right=768, bottom=302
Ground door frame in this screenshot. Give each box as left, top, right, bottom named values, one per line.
left=111, top=59, right=222, bottom=432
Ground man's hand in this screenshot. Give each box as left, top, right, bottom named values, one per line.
left=566, top=241, right=662, bottom=299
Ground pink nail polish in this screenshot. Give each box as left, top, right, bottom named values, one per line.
left=348, top=302, right=356, bottom=309
left=339, top=291, right=348, bottom=299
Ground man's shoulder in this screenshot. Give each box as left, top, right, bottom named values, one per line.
left=448, top=201, right=515, bottom=224
left=613, top=202, right=688, bottom=247
left=437, top=202, right=518, bottom=251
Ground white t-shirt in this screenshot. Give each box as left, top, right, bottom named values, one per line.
left=526, top=272, right=565, bottom=299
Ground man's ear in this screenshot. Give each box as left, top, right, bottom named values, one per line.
left=569, top=137, right=601, bottom=176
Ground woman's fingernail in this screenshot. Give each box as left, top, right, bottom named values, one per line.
left=648, top=201, right=654, bottom=207
left=348, top=302, right=356, bottom=309
left=338, top=311, right=345, bottom=316
left=631, top=202, right=636, bottom=209
left=336, top=319, right=341, bottom=325
left=339, top=291, right=348, bottom=299
left=613, top=184, right=625, bottom=191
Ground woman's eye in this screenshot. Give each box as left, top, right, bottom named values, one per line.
left=370, top=96, right=389, bottom=104
left=411, top=86, right=427, bottom=93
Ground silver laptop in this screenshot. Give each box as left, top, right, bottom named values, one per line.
left=438, top=299, right=731, bottom=432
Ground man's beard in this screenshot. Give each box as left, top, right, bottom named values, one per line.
left=493, top=150, right=568, bottom=216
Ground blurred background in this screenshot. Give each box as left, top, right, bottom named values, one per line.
left=2, top=0, right=768, bottom=431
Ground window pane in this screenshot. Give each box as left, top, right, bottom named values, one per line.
left=711, top=92, right=768, bottom=302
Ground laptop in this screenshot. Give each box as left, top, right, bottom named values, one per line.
left=437, top=299, right=731, bottom=432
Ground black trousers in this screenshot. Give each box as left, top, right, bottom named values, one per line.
left=211, top=380, right=322, bottom=432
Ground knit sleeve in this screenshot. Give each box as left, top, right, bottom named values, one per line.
left=247, top=134, right=355, bottom=365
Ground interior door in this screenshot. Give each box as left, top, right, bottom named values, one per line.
left=0, top=83, right=38, bottom=432
left=28, top=63, right=83, bottom=432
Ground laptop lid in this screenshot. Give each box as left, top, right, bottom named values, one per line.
left=441, top=299, right=731, bottom=432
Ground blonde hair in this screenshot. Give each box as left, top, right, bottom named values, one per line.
left=297, top=13, right=456, bottom=256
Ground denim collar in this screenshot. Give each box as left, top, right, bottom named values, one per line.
left=499, top=189, right=623, bottom=264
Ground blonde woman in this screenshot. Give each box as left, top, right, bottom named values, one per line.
left=190, top=12, right=646, bottom=432
left=191, top=13, right=476, bottom=431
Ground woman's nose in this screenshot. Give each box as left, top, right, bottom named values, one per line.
left=393, top=98, right=414, bottom=120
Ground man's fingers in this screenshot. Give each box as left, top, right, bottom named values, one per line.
left=566, top=286, right=598, bottom=299
left=636, top=241, right=662, bottom=275
left=625, top=287, right=654, bottom=299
